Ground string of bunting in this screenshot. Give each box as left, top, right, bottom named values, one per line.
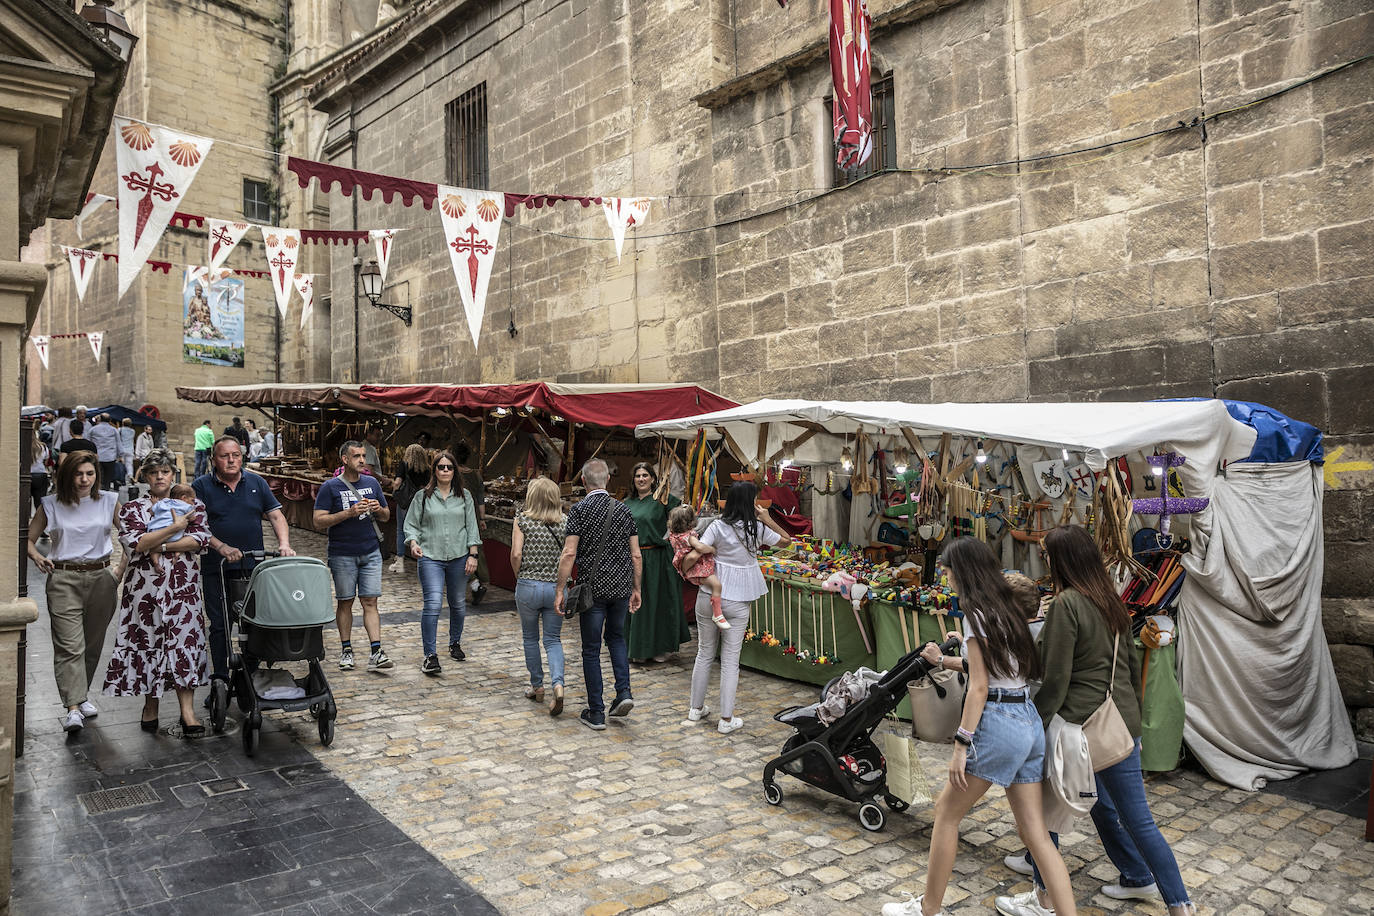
left=28, top=331, right=103, bottom=369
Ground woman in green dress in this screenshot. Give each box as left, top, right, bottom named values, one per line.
left=624, top=462, right=688, bottom=663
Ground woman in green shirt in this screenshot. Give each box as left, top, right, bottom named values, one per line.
left=624, top=462, right=687, bottom=663
left=999, top=525, right=1195, bottom=916
left=404, top=450, right=481, bottom=676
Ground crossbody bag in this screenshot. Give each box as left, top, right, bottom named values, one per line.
left=562, top=503, right=610, bottom=619
left=340, top=476, right=385, bottom=549
left=1082, top=633, right=1135, bottom=771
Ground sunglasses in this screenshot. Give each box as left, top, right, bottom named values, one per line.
left=435, top=464, right=455, bottom=470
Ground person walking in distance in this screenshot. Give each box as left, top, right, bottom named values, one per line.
left=118, top=418, right=136, bottom=484
left=314, top=441, right=392, bottom=672
left=87, top=414, right=121, bottom=489
left=193, top=420, right=214, bottom=477
left=223, top=416, right=250, bottom=452
left=555, top=458, right=641, bottom=731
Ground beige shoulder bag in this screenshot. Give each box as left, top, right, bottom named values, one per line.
left=1081, top=632, right=1135, bottom=772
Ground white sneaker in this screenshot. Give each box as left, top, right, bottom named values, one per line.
left=62, top=709, right=84, bottom=733
left=686, top=705, right=710, bottom=722
left=388, top=558, right=404, bottom=574
left=1004, top=852, right=1034, bottom=876
left=1102, top=882, right=1160, bottom=901
left=77, top=700, right=99, bottom=718
left=995, top=889, right=1054, bottom=916
left=882, top=893, right=947, bottom=916
left=717, top=716, right=744, bottom=734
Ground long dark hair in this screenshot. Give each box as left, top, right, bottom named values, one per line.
left=941, top=537, right=1041, bottom=682
left=423, top=450, right=467, bottom=500
left=1044, top=525, right=1132, bottom=635
left=719, top=481, right=760, bottom=555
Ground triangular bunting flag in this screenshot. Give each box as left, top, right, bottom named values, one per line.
left=294, top=274, right=315, bottom=329
left=259, top=226, right=302, bottom=318
left=437, top=187, right=503, bottom=347
left=208, top=218, right=252, bottom=270
left=601, top=197, right=653, bottom=262
left=87, top=331, right=104, bottom=363
left=63, top=246, right=100, bottom=303
left=75, top=193, right=113, bottom=240
left=114, top=118, right=213, bottom=298
left=369, top=229, right=397, bottom=285
left=30, top=336, right=49, bottom=370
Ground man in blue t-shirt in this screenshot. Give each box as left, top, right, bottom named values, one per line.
left=193, top=436, right=295, bottom=684
left=314, top=440, right=392, bottom=672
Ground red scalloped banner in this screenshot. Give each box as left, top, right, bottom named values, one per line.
left=288, top=156, right=437, bottom=209
left=300, top=229, right=370, bottom=245
left=503, top=193, right=601, bottom=218
left=99, top=251, right=266, bottom=278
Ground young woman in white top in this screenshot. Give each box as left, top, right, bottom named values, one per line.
left=25, top=451, right=118, bottom=733
left=882, top=536, right=1077, bottom=916
left=686, top=481, right=791, bottom=734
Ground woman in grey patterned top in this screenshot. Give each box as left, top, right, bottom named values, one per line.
left=510, top=476, right=568, bottom=716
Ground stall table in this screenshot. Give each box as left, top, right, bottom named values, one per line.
left=741, top=579, right=876, bottom=687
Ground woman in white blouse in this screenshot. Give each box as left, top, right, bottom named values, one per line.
left=686, top=481, right=791, bottom=734
left=26, top=451, right=118, bottom=733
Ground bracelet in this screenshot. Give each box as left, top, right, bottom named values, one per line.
left=953, top=732, right=972, bottom=747
left=956, top=727, right=975, bottom=743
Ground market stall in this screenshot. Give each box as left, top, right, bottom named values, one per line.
left=639, top=398, right=1355, bottom=784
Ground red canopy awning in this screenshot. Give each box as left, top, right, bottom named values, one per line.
left=358, top=383, right=737, bottom=429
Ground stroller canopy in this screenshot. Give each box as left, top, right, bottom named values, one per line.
left=243, top=557, right=336, bottom=628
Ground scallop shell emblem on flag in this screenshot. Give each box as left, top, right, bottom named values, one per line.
left=436, top=185, right=502, bottom=348
left=114, top=117, right=214, bottom=297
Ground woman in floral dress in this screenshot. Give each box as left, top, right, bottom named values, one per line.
left=103, top=448, right=211, bottom=736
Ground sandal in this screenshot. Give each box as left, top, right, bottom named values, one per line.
left=549, top=685, right=564, bottom=718
left=524, top=686, right=545, bottom=703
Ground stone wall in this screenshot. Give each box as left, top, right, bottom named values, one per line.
left=27, top=0, right=286, bottom=457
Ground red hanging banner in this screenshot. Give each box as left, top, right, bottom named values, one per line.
left=830, top=0, right=874, bottom=169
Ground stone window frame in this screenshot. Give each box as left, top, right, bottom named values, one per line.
left=824, top=70, right=898, bottom=188
left=242, top=177, right=271, bottom=223
left=445, top=82, right=489, bottom=190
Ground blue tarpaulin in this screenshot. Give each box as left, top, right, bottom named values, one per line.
left=87, top=405, right=168, bottom=432
left=1221, top=400, right=1323, bottom=464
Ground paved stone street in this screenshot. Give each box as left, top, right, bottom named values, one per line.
left=274, top=530, right=1374, bottom=915
left=15, top=524, right=1374, bottom=915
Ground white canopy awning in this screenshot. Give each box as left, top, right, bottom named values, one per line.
left=636, top=399, right=1257, bottom=474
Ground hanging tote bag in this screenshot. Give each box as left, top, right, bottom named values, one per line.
left=901, top=606, right=966, bottom=742
left=876, top=716, right=932, bottom=805
left=1082, top=633, right=1135, bottom=771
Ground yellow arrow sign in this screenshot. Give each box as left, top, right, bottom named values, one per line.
left=1323, top=445, right=1374, bottom=489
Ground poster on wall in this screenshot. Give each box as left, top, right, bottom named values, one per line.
left=182, top=269, right=245, bottom=367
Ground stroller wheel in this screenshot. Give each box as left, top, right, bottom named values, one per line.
left=318, top=715, right=334, bottom=747
left=884, top=794, right=910, bottom=812
left=242, top=721, right=259, bottom=757
left=209, top=680, right=229, bottom=733
left=858, top=802, right=885, bottom=832
left=764, top=782, right=783, bottom=806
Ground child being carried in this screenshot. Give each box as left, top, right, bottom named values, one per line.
left=666, top=505, right=730, bottom=631
left=146, top=483, right=197, bottom=570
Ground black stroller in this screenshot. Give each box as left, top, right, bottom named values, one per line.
left=762, top=636, right=961, bottom=831
left=207, top=552, right=338, bottom=756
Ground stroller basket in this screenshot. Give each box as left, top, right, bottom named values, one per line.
left=241, top=556, right=335, bottom=628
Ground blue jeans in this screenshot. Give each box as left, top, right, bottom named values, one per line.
left=418, top=556, right=467, bottom=656
left=579, top=596, right=630, bottom=715
left=395, top=506, right=407, bottom=555
left=1031, top=740, right=1191, bottom=907
left=516, top=579, right=563, bottom=688
left=194, top=448, right=209, bottom=477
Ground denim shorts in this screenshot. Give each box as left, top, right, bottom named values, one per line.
left=327, top=550, right=382, bottom=600
left=965, top=691, right=1045, bottom=787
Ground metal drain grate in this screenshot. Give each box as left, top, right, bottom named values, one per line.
left=78, top=784, right=160, bottom=815
left=199, top=777, right=248, bottom=797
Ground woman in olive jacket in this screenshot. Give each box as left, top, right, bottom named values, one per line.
left=1000, top=525, right=1194, bottom=916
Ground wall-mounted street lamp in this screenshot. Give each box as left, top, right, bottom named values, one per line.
left=80, top=0, right=139, bottom=60
left=358, top=258, right=411, bottom=326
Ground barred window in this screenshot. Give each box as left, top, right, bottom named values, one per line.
left=828, top=72, right=897, bottom=188
left=242, top=178, right=271, bottom=222
left=445, top=83, right=489, bottom=189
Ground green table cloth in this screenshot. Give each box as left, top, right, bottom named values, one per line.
left=871, top=598, right=963, bottom=720
left=741, top=580, right=876, bottom=687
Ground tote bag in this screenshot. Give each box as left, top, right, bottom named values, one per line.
left=900, top=605, right=966, bottom=742
left=1082, top=633, right=1135, bottom=771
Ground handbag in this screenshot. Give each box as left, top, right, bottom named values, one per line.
left=900, top=606, right=966, bottom=743
left=876, top=719, right=931, bottom=805
left=1082, top=633, right=1135, bottom=772
left=560, top=505, right=608, bottom=620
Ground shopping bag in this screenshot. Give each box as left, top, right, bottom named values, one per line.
left=908, top=666, right=966, bottom=743
left=877, top=722, right=931, bottom=805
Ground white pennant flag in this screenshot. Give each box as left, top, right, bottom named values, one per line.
left=294, top=274, right=315, bottom=329
left=259, top=226, right=301, bottom=318
left=601, top=197, right=653, bottom=262
left=63, top=246, right=100, bottom=303
left=437, top=187, right=503, bottom=347
left=114, top=118, right=213, bottom=298
left=369, top=229, right=398, bottom=285
left=30, top=336, right=49, bottom=370
left=87, top=331, right=104, bottom=363
left=75, top=193, right=113, bottom=240
left=207, top=218, right=252, bottom=270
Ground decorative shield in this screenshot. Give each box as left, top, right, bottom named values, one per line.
left=1033, top=459, right=1067, bottom=499
left=1067, top=463, right=1096, bottom=500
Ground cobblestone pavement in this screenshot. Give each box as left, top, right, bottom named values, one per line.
left=255, top=530, right=1374, bottom=915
